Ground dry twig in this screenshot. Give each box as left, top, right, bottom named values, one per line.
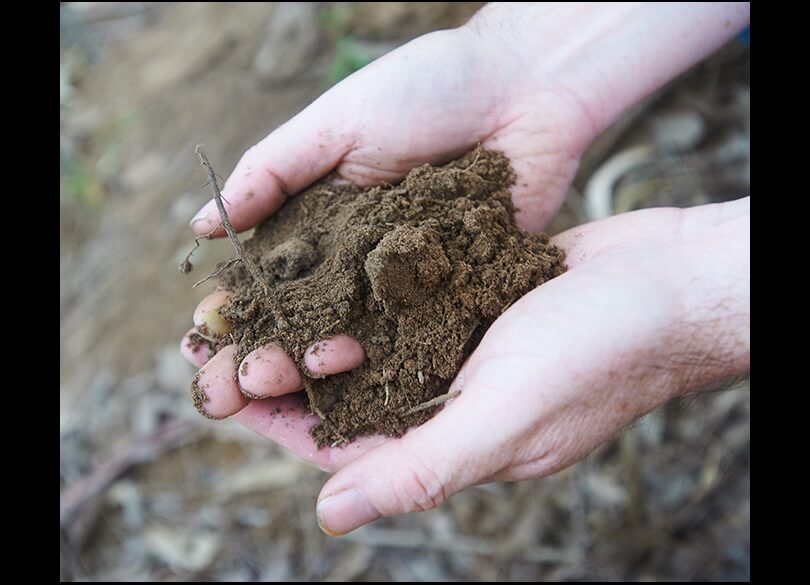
left=182, top=145, right=269, bottom=295
left=403, top=390, right=461, bottom=416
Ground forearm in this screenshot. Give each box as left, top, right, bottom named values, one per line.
left=466, top=2, right=750, bottom=146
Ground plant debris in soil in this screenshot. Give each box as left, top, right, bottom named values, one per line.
left=199, top=149, right=567, bottom=446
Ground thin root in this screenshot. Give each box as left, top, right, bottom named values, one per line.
left=179, top=223, right=221, bottom=273
left=193, top=257, right=240, bottom=288
left=433, top=146, right=482, bottom=181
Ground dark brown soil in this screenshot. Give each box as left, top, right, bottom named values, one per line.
left=210, top=149, right=566, bottom=446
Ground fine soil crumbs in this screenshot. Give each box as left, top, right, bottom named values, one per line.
left=206, top=149, right=567, bottom=447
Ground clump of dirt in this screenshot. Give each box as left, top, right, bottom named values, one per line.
left=208, top=149, right=566, bottom=446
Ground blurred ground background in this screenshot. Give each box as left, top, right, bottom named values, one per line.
left=60, top=2, right=750, bottom=581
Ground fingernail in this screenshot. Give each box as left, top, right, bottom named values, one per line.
left=189, top=206, right=211, bottom=229
left=316, top=489, right=381, bottom=536
left=194, top=309, right=230, bottom=337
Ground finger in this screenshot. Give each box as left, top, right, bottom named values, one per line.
left=192, top=345, right=250, bottom=419
left=314, top=375, right=509, bottom=536
left=180, top=327, right=214, bottom=367
left=303, top=335, right=366, bottom=376
left=238, top=344, right=304, bottom=398
left=189, top=89, right=357, bottom=236
left=232, top=397, right=388, bottom=472
left=192, top=290, right=232, bottom=337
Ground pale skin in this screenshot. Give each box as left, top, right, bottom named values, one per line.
left=180, top=3, right=750, bottom=535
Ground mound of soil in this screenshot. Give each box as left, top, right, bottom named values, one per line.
left=205, top=149, right=566, bottom=447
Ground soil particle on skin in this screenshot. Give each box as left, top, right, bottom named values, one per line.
left=186, top=332, right=206, bottom=353
left=210, top=149, right=566, bottom=447
left=190, top=372, right=213, bottom=419
left=187, top=332, right=214, bottom=360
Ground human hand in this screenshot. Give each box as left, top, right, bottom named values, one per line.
left=305, top=197, right=749, bottom=535
left=182, top=197, right=749, bottom=534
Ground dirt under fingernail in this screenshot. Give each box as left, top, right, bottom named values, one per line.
left=208, top=149, right=566, bottom=447
left=187, top=332, right=206, bottom=353
left=190, top=371, right=214, bottom=419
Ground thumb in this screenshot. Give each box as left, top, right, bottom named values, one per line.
left=314, top=374, right=507, bottom=535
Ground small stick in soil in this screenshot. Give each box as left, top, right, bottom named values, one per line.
left=194, top=144, right=269, bottom=296
left=403, top=390, right=461, bottom=416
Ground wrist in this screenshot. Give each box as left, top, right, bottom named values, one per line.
left=464, top=2, right=750, bottom=149
left=668, top=198, right=750, bottom=396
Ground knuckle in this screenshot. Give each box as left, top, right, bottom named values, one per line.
left=391, top=452, right=448, bottom=513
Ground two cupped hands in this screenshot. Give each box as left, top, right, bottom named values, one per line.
left=178, top=11, right=750, bottom=535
